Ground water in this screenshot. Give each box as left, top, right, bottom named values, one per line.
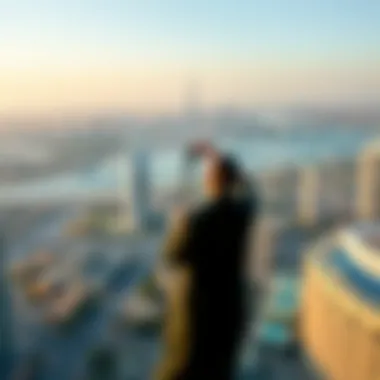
left=259, top=275, right=300, bottom=345
left=0, top=128, right=378, bottom=200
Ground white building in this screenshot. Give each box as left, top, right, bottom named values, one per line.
left=356, top=141, right=380, bottom=221
left=297, top=165, right=320, bottom=225
left=297, top=159, right=356, bottom=226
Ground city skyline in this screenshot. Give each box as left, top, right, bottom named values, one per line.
left=0, top=0, right=379, bottom=116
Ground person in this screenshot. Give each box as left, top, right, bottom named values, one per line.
left=155, top=143, right=260, bottom=380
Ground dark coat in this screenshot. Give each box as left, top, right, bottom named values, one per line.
left=155, top=185, right=258, bottom=380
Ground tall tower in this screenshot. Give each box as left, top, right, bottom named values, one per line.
left=0, top=235, right=13, bottom=379
left=128, top=148, right=151, bottom=232
left=356, top=141, right=380, bottom=221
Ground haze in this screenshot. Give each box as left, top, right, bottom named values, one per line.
left=0, top=0, right=379, bottom=116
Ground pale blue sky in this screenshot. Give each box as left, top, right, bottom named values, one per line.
left=0, top=0, right=379, bottom=113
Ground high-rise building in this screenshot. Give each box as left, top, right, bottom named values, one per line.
left=0, top=235, right=13, bottom=379
left=314, top=159, right=357, bottom=221
left=128, top=148, right=151, bottom=232
left=356, top=141, right=380, bottom=220
left=260, top=159, right=356, bottom=225
left=297, top=165, right=320, bottom=225
left=257, top=166, right=299, bottom=220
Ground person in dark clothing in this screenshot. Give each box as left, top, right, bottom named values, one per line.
left=155, top=143, right=259, bottom=380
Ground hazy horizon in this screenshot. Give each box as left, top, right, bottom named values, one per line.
left=0, top=0, right=379, bottom=116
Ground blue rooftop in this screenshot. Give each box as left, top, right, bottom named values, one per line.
left=321, top=246, right=380, bottom=306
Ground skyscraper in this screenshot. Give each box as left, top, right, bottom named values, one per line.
left=0, top=235, right=13, bottom=379
left=297, top=166, right=320, bottom=225
left=128, top=148, right=151, bottom=232
left=356, top=141, right=380, bottom=220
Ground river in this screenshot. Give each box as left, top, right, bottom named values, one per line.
left=0, top=127, right=378, bottom=201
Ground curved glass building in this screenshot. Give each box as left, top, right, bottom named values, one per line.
left=301, top=224, right=380, bottom=380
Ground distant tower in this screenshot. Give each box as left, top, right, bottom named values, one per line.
left=356, top=141, right=380, bottom=220
left=0, top=235, right=13, bottom=379
left=128, top=148, right=151, bottom=232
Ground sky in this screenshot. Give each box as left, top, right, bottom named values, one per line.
left=0, top=0, right=379, bottom=115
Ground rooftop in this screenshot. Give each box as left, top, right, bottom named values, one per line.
left=349, top=222, right=380, bottom=252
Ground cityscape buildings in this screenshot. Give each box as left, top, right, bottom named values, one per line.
left=1, top=133, right=379, bottom=379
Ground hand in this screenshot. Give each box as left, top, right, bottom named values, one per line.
left=187, top=141, right=219, bottom=159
